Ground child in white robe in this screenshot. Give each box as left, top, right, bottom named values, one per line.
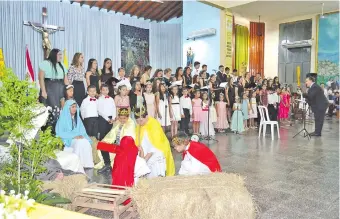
left=172, top=132, right=221, bottom=175
left=139, top=132, right=166, bottom=178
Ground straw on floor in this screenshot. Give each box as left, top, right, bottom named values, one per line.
left=130, top=173, right=256, bottom=219
left=43, top=174, right=88, bottom=210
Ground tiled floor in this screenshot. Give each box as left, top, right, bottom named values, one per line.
left=88, top=118, right=339, bottom=219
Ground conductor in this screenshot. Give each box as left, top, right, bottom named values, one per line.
left=304, top=76, right=329, bottom=136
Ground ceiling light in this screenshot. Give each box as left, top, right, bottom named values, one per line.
left=321, top=3, right=325, bottom=18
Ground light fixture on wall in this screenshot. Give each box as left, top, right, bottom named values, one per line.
left=321, top=3, right=325, bottom=18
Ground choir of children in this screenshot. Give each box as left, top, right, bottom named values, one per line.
left=54, top=62, right=296, bottom=186
left=74, top=66, right=291, bottom=141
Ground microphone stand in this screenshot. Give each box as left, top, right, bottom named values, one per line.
left=293, top=100, right=310, bottom=140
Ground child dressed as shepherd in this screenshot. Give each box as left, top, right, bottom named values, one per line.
left=172, top=132, right=221, bottom=175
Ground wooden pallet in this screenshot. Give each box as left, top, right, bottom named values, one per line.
left=72, top=184, right=138, bottom=219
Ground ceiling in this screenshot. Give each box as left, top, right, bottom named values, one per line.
left=228, top=1, right=340, bottom=22
left=71, top=0, right=183, bottom=22
left=202, top=0, right=257, bottom=9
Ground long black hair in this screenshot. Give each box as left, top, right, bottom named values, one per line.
left=101, top=58, right=113, bottom=74
left=175, top=67, right=183, bottom=80
left=47, top=48, right=65, bottom=76
left=131, top=81, right=141, bottom=93
left=86, top=58, right=99, bottom=75
left=70, top=103, right=78, bottom=130
left=158, top=83, right=167, bottom=101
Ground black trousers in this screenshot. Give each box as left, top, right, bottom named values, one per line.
left=268, top=104, right=278, bottom=121
left=314, top=108, right=327, bottom=135
left=328, top=104, right=335, bottom=117
left=98, top=116, right=113, bottom=166
left=181, top=108, right=190, bottom=134
left=72, top=80, right=86, bottom=107
left=84, top=117, right=99, bottom=138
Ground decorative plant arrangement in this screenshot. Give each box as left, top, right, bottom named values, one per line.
left=0, top=68, right=71, bottom=208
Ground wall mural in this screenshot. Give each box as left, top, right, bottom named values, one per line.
left=120, top=24, right=149, bottom=74
left=316, top=12, right=339, bottom=83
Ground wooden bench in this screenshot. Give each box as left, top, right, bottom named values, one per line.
left=72, top=184, right=138, bottom=219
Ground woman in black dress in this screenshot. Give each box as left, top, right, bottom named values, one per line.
left=273, top=76, right=281, bottom=90
left=67, top=52, right=85, bottom=106
left=85, top=58, right=101, bottom=94
left=226, top=77, right=236, bottom=121
left=183, top=66, right=192, bottom=86
left=199, top=70, right=208, bottom=87
left=244, top=72, right=251, bottom=89
left=100, top=58, right=114, bottom=83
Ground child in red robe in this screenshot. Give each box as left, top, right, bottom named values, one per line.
left=171, top=132, right=221, bottom=175
left=97, top=136, right=150, bottom=186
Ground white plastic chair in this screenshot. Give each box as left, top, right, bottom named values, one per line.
left=258, top=106, right=280, bottom=140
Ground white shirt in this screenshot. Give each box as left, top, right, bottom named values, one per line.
left=97, top=95, right=116, bottom=121
left=116, top=77, right=132, bottom=90
left=80, top=96, right=99, bottom=119
left=191, top=68, right=200, bottom=77
left=179, top=145, right=211, bottom=176
left=180, top=95, right=193, bottom=115
left=323, top=88, right=328, bottom=99
left=268, top=93, right=280, bottom=105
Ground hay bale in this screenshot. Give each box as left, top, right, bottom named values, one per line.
left=130, top=173, right=256, bottom=219
left=42, top=174, right=88, bottom=210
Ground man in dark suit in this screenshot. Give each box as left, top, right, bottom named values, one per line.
left=304, top=76, right=329, bottom=136
left=202, top=64, right=210, bottom=79
left=216, top=65, right=227, bottom=84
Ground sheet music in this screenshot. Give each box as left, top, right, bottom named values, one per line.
left=219, top=82, right=228, bottom=88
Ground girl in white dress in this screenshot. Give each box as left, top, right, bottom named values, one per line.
left=156, top=82, right=170, bottom=129
left=200, top=92, right=215, bottom=138
left=248, top=91, right=258, bottom=128
left=170, top=84, right=181, bottom=137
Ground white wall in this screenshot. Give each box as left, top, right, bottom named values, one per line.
left=264, top=14, right=318, bottom=78
left=234, top=14, right=250, bottom=28
left=183, top=1, right=222, bottom=71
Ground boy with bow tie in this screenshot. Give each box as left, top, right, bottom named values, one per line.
left=97, top=84, right=117, bottom=173
left=80, top=85, right=99, bottom=139
left=172, top=132, right=221, bottom=175
left=180, top=88, right=192, bottom=135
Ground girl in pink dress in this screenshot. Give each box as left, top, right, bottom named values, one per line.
left=192, top=90, right=202, bottom=135
left=114, top=85, right=130, bottom=117
left=215, top=93, right=229, bottom=132
left=144, top=82, right=156, bottom=118
left=279, top=88, right=290, bottom=123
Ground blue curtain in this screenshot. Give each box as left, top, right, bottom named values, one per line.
left=0, top=1, right=182, bottom=79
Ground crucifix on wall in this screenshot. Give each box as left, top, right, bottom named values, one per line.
left=23, top=7, right=65, bottom=59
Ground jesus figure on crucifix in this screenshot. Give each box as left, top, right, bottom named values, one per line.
left=28, top=21, right=60, bottom=58
left=24, top=7, right=64, bottom=58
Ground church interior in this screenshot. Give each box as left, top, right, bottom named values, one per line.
left=0, top=1, right=339, bottom=219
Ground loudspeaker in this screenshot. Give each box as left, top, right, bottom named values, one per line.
left=306, top=73, right=317, bottom=82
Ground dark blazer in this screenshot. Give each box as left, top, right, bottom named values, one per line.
left=216, top=71, right=227, bottom=84
left=306, top=83, right=328, bottom=112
